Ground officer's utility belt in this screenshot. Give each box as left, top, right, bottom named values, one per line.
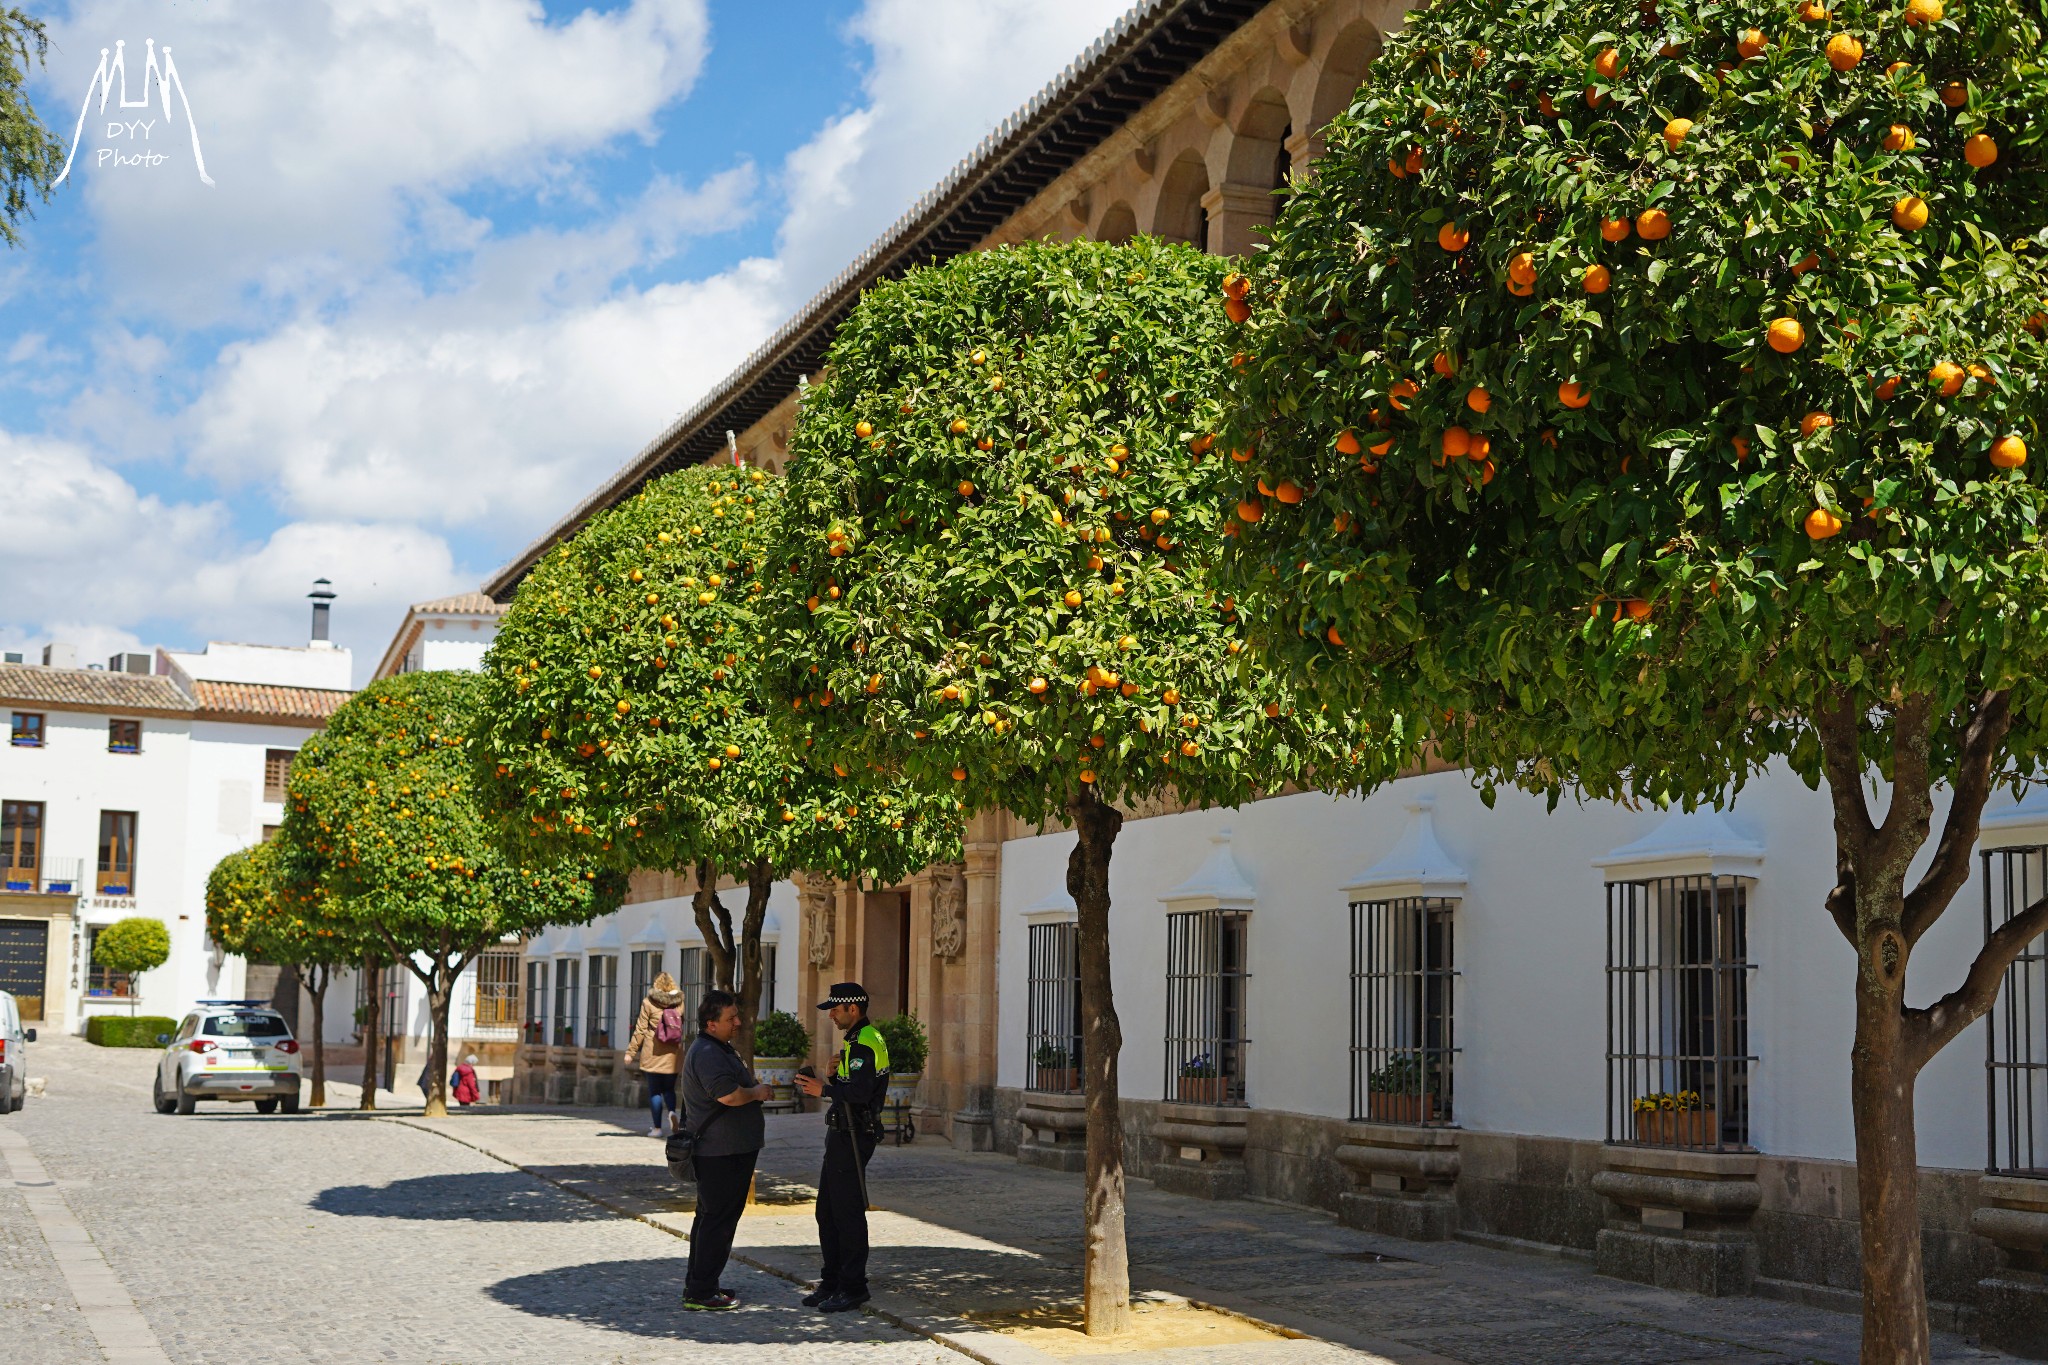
left=827, top=1102, right=884, bottom=1142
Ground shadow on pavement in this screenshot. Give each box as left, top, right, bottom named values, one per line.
left=488, top=1256, right=926, bottom=1344
left=312, top=1170, right=619, bottom=1223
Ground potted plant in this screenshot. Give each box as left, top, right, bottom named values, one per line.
left=1177, top=1054, right=1225, bottom=1105
left=1632, top=1090, right=1717, bottom=1147
left=1366, top=1051, right=1443, bottom=1124
left=753, top=1010, right=810, bottom=1103
left=875, top=1012, right=928, bottom=1111
left=1033, top=1040, right=1079, bottom=1093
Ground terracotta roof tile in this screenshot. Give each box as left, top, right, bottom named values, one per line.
left=412, top=592, right=505, bottom=615
left=0, top=665, right=194, bottom=716
left=189, top=680, right=354, bottom=725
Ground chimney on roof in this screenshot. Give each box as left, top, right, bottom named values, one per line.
left=41, top=642, right=77, bottom=669
left=308, top=578, right=337, bottom=646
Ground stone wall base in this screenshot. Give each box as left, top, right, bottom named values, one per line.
left=1596, top=1228, right=1758, bottom=1298
left=1153, top=1159, right=1248, bottom=1201
left=1979, top=1274, right=2048, bottom=1357
left=1340, top=1190, right=1456, bottom=1241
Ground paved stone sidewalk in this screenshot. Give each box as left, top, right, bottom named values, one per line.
left=393, top=1098, right=2015, bottom=1365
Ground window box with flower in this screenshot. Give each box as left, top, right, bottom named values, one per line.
left=1631, top=1090, right=1717, bottom=1147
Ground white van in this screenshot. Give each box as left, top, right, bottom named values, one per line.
left=0, top=991, right=34, bottom=1114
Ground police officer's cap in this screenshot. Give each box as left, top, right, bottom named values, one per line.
left=817, top=982, right=868, bottom=1009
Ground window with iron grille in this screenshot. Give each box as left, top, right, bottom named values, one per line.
left=629, top=948, right=663, bottom=1009
left=1026, top=919, right=1082, bottom=1093
left=107, top=719, right=140, bottom=754
left=523, top=960, right=548, bottom=1044
left=746, top=943, right=777, bottom=1017
left=1607, top=875, right=1755, bottom=1151
left=96, top=811, right=137, bottom=895
left=473, top=948, right=520, bottom=1029
left=1163, top=909, right=1251, bottom=1106
left=1350, top=896, right=1457, bottom=1125
left=1985, top=845, right=2048, bottom=1175
left=586, top=954, right=618, bottom=1048
left=84, top=924, right=133, bottom=998
left=552, top=958, right=580, bottom=1047
left=263, top=749, right=296, bottom=803
left=678, top=945, right=714, bottom=1020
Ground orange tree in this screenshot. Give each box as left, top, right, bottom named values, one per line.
left=276, top=671, right=624, bottom=1117
left=1220, top=0, right=2046, bottom=1357
left=204, top=839, right=366, bottom=1107
left=758, top=238, right=1402, bottom=1335
left=472, top=464, right=962, bottom=1052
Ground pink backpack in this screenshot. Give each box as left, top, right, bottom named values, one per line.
left=655, top=1007, right=683, bottom=1044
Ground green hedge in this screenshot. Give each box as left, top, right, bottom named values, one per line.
left=86, top=1015, right=178, bottom=1048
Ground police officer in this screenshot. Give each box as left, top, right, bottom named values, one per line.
left=793, top=981, right=888, bottom=1312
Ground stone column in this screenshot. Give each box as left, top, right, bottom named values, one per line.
left=949, top=812, right=1005, bottom=1152
left=1591, top=1147, right=1762, bottom=1296
left=1202, top=181, right=1278, bottom=257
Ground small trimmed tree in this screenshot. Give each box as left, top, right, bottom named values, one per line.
left=205, top=841, right=364, bottom=1107
left=277, top=671, right=625, bottom=1117
left=93, top=917, right=168, bottom=1012
left=760, top=238, right=1400, bottom=1334
left=474, top=463, right=962, bottom=1056
left=1223, top=2, right=2046, bottom=1359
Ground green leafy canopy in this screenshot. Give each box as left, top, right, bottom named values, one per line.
left=1223, top=0, right=2048, bottom=803
left=277, top=671, right=624, bottom=950
left=762, top=237, right=1406, bottom=820
left=475, top=464, right=962, bottom=885
left=204, top=840, right=364, bottom=970
left=92, top=917, right=169, bottom=976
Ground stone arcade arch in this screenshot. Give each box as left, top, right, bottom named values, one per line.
left=1095, top=201, right=1137, bottom=245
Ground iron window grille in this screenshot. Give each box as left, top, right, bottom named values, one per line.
left=472, top=948, right=520, bottom=1029
left=678, top=946, right=715, bottom=1020
left=1025, top=919, right=1082, bottom=1093
left=1985, top=845, right=2048, bottom=1176
left=740, top=943, right=777, bottom=1017
left=1607, top=875, right=1756, bottom=1152
left=629, top=948, right=662, bottom=1011
left=1350, top=896, right=1458, bottom=1126
left=523, top=960, right=548, bottom=1044
left=1163, top=908, right=1251, bottom=1106
left=586, top=954, right=618, bottom=1049
left=552, top=958, right=580, bottom=1047
left=84, top=925, right=133, bottom=998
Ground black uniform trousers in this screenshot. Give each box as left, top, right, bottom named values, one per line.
left=687, top=1149, right=758, bottom=1298
left=815, top=1127, right=877, bottom=1294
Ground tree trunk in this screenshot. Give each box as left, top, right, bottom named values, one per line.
left=691, top=859, right=737, bottom=990
left=306, top=966, right=329, bottom=1109
left=1853, top=931, right=1928, bottom=1365
left=424, top=977, right=452, bottom=1119
left=358, top=955, right=381, bottom=1111
left=1066, top=785, right=1129, bottom=1338
left=735, top=857, right=772, bottom=1062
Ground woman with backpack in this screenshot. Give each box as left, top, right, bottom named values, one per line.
left=625, top=971, right=687, bottom=1136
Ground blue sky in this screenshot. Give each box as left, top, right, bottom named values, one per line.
left=0, top=0, right=1136, bottom=678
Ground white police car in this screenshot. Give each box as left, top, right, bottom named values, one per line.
left=152, top=1000, right=303, bottom=1115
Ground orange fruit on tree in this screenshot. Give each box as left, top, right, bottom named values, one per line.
left=1733, top=435, right=1752, bottom=461
left=1767, top=317, right=1806, bottom=353
left=1222, top=271, right=1249, bottom=300
left=1508, top=276, right=1535, bottom=297
left=1882, top=124, right=1916, bottom=152
left=1601, top=217, right=1632, bottom=242
left=1274, top=479, right=1305, bottom=504
left=1941, top=81, right=1968, bottom=107
left=1625, top=599, right=1652, bottom=621
left=1558, top=380, right=1593, bottom=409
left=1636, top=207, right=1673, bottom=240
left=1593, top=47, right=1622, bottom=78
left=1805, top=507, right=1844, bottom=539
left=1991, top=436, right=2028, bottom=469
left=1663, top=118, right=1693, bottom=150
left=1237, top=498, right=1264, bottom=523
left=1442, top=426, right=1472, bottom=459
left=1737, top=29, right=1767, bottom=58
left=1791, top=252, right=1820, bottom=276
left=1467, top=433, right=1493, bottom=461
left=1800, top=0, right=1830, bottom=18
left=949, top=418, right=969, bottom=434
left=1335, top=429, right=1362, bottom=455
left=1224, top=297, right=1252, bottom=324
left=1063, top=589, right=1084, bottom=608
left=1583, top=264, right=1612, bottom=294
left=1405, top=147, right=1426, bottom=174
left=1584, top=85, right=1606, bottom=109
left=951, top=768, right=967, bottom=782
left=1437, top=222, right=1470, bottom=252
left=1389, top=377, right=1421, bottom=410
left=1480, top=457, right=1497, bottom=484
left=1969, top=363, right=1996, bottom=388
left=1433, top=351, right=1460, bottom=378
left=1891, top=196, right=1929, bottom=231
left=1965, top=134, right=1998, bottom=168
left=1800, top=412, right=1834, bottom=437
left=1465, top=386, right=1491, bottom=413
left=1874, top=375, right=1901, bottom=400
left=1904, top=0, right=1941, bottom=24
left=854, top=420, right=873, bottom=438
left=1326, top=625, right=1345, bottom=647
left=1388, top=155, right=1408, bottom=178
left=1930, top=360, right=1965, bottom=396
left=1825, top=33, right=1863, bottom=70
left=1508, top=251, right=1538, bottom=284
left=1368, top=434, right=1395, bottom=457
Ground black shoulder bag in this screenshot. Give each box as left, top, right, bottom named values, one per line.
left=665, top=1100, right=728, bottom=1185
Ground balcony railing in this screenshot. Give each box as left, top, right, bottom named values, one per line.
left=2, top=858, right=84, bottom=895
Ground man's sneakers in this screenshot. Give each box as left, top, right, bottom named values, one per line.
left=682, top=1289, right=739, bottom=1311
left=816, top=1289, right=871, bottom=1313
left=800, top=1285, right=835, bottom=1308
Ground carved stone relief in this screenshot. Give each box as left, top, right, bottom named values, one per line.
left=931, top=862, right=968, bottom=961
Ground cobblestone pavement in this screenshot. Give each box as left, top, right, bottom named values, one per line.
left=1, top=1035, right=959, bottom=1365
left=402, top=1097, right=2017, bottom=1365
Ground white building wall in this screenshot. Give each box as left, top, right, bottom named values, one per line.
left=996, top=765, right=2008, bottom=1173
left=164, top=642, right=352, bottom=691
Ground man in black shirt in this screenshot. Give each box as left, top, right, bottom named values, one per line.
left=679, top=989, right=771, bottom=1311
left=793, top=981, right=888, bottom=1312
